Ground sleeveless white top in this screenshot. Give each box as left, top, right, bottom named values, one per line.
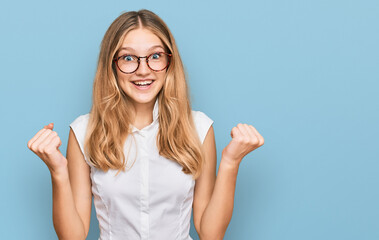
left=69, top=99, right=213, bottom=240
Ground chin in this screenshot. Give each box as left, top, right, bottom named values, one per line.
left=130, top=95, right=157, bottom=105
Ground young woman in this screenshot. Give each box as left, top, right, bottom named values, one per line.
left=27, top=9, right=264, bottom=240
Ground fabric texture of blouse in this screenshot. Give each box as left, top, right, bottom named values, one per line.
left=69, top=99, right=213, bottom=240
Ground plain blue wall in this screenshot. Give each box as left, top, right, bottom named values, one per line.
left=1, top=0, right=378, bottom=239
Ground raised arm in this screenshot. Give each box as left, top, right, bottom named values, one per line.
left=27, top=124, right=92, bottom=240
left=193, top=123, right=264, bottom=239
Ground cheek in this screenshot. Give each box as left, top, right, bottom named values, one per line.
left=156, top=72, right=167, bottom=84
left=116, top=77, right=130, bottom=94
left=117, top=72, right=131, bottom=85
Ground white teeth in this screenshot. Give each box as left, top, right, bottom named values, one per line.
left=133, top=80, right=153, bottom=86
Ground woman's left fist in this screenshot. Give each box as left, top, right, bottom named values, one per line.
left=222, top=123, right=264, bottom=165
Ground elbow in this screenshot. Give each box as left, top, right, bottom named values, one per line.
left=196, top=214, right=228, bottom=240
left=198, top=232, right=226, bottom=240
left=197, top=227, right=226, bottom=240
left=196, top=218, right=227, bottom=240
left=54, top=227, right=87, bottom=240
left=53, top=218, right=88, bottom=240
left=58, top=235, right=86, bottom=240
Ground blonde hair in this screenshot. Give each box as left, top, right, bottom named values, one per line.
left=84, top=9, right=203, bottom=179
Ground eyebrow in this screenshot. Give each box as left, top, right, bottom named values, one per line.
left=118, top=45, right=164, bottom=52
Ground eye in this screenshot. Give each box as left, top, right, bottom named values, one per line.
left=122, top=55, right=135, bottom=61
left=150, top=52, right=162, bottom=60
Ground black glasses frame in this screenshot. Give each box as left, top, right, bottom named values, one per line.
left=113, top=52, right=172, bottom=74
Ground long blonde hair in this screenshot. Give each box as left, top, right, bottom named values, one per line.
left=84, top=9, right=203, bottom=179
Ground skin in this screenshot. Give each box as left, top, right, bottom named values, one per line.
left=194, top=123, right=264, bottom=239
left=116, top=28, right=167, bottom=129
left=27, top=27, right=265, bottom=239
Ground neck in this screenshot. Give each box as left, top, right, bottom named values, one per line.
left=132, top=99, right=156, bottom=130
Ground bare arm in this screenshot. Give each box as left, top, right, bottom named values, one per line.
left=52, top=128, right=92, bottom=239
left=193, top=124, right=264, bottom=239
left=28, top=124, right=92, bottom=240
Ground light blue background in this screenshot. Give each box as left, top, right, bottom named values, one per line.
left=1, top=0, right=378, bottom=239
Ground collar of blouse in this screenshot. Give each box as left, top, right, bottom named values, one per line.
left=130, top=98, right=159, bottom=133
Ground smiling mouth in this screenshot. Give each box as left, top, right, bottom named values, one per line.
left=131, top=80, right=154, bottom=86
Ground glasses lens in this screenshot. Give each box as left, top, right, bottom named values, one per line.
left=117, top=55, right=138, bottom=73
left=148, top=53, right=169, bottom=71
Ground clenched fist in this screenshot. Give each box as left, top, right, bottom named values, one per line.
left=222, top=123, right=264, bottom=166
left=27, top=123, right=68, bottom=175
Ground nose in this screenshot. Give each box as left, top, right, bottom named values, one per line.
left=135, top=57, right=150, bottom=76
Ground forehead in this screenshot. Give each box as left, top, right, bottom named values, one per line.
left=120, top=28, right=164, bottom=52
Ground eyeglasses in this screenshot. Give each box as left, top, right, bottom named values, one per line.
left=113, top=52, right=172, bottom=74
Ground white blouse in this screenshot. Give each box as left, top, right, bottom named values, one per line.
left=69, top=99, right=213, bottom=240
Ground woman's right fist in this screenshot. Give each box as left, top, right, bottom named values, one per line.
left=27, top=123, right=68, bottom=175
